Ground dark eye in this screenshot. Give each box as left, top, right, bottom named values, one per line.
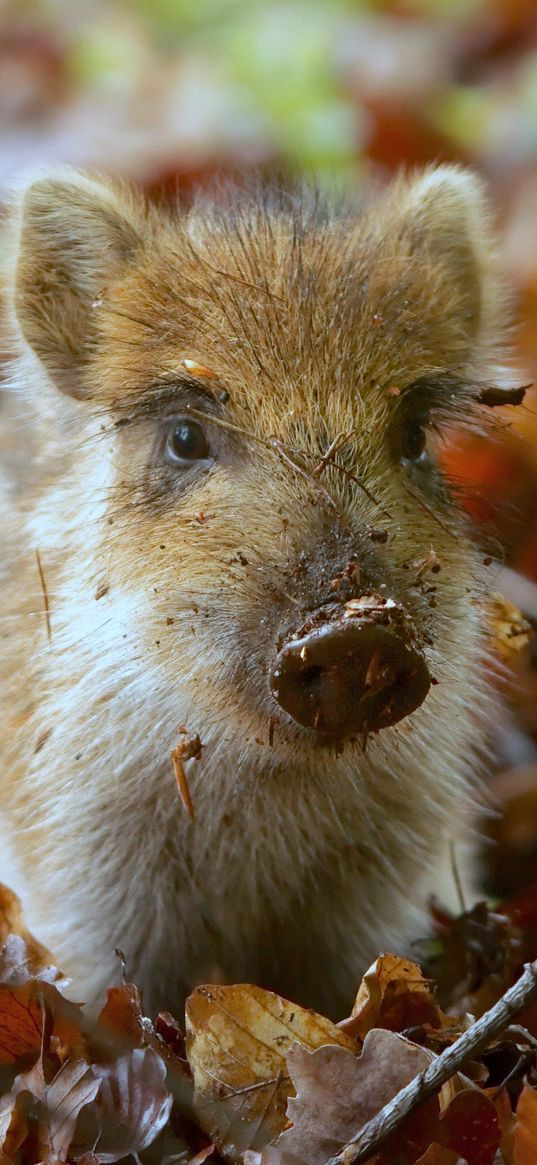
left=166, top=419, right=211, bottom=465
left=401, top=418, right=428, bottom=464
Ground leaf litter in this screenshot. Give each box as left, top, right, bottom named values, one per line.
left=2, top=887, right=537, bottom=1164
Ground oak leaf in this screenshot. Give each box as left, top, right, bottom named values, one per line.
left=275, top=1029, right=434, bottom=1165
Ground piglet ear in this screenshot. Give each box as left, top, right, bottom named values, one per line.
left=8, top=168, right=145, bottom=399
left=377, top=165, right=519, bottom=395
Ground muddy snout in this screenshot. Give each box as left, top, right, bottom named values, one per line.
left=270, top=595, right=431, bottom=739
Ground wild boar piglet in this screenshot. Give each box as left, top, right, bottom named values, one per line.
left=0, top=166, right=514, bottom=1016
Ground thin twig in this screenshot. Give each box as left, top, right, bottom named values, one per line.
left=313, top=431, right=354, bottom=475
left=171, top=731, right=202, bottom=820
left=325, top=959, right=537, bottom=1165
left=35, top=549, right=51, bottom=643
left=321, top=456, right=392, bottom=518
left=172, top=747, right=195, bottom=819
left=190, top=249, right=286, bottom=303
left=449, top=839, right=467, bottom=914
left=184, top=405, right=387, bottom=517
left=402, top=480, right=457, bottom=540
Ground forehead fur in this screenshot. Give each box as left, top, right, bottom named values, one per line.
left=93, top=180, right=483, bottom=415
left=9, top=164, right=509, bottom=424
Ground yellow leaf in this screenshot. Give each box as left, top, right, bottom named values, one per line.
left=348, top=954, right=442, bottom=1040
left=185, top=983, right=358, bottom=1161
left=488, top=593, right=532, bottom=661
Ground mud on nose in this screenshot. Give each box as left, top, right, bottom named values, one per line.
left=270, top=602, right=431, bottom=739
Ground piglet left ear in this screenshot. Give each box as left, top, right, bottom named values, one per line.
left=8, top=167, right=146, bottom=399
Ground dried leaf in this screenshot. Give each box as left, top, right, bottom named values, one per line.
left=243, top=1149, right=306, bottom=1165
left=494, top=1087, right=516, bottom=1165
left=275, top=1029, right=434, bottom=1165
left=96, top=982, right=146, bottom=1050
left=345, top=954, right=443, bottom=1040
left=513, top=1084, right=537, bottom=1165
left=426, top=901, right=523, bottom=1015
left=413, top=1148, right=463, bottom=1164
left=155, top=1011, right=187, bottom=1061
left=185, top=983, right=358, bottom=1161
left=91, top=1046, right=173, bottom=1162
left=0, top=984, right=46, bottom=1065
left=0, top=1054, right=100, bottom=1164
left=0, top=979, right=84, bottom=1066
left=0, top=1088, right=30, bottom=1165
left=440, top=1089, right=499, bottom=1165
left=96, top=985, right=193, bottom=1119
left=488, top=593, right=532, bottom=661
left=0, top=886, right=63, bottom=985
left=0, top=933, right=66, bottom=990
left=187, top=1145, right=217, bottom=1164
left=44, top=1059, right=101, bottom=1160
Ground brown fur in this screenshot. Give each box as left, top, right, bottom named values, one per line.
left=0, top=167, right=510, bottom=1018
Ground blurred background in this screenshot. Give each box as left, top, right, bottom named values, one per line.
left=1, top=0, right=537, bottom=906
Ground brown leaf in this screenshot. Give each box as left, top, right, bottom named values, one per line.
left=90, top=1046, right=173, bottom=1162
left=0, top=933, right=65, bottom=989
left=440, top=1089, right=499, bottom=1165
left=413, top=1148, right=464, bottom=1164
left=243, top=1150, right=306, bottom=1165
left=275, top=1029, right=434, bottom=1165
left=188, top=1145, right=218, bottom=1165
left=513, top=1084, right=537, bottom=1164
left=0, top=885, right=62, bottom=984
left=0, top=886, right=30, bottom=945
left=44, top=1059, right=101, bottom=1160
left=344, top=954, right=444, bottom=1040
left=427, top=901, right=523, bottom=1016
left=0, top=984, right=46, bottom=1065
left=0, top=1089, right=30, bottom=1165
left=155, top=1011, right=187, bottom=1060
left=0, top=979, right=85, bottom=1066
left=96, top=982, right=146, bottom=1051
left=494, top=1087, right=516, bottom=1165
left=185, top=983, right=358, bottom=1161
left=0, top=1054, right=100, bottom=1164
left=95, top=985, right=193, bottom=1119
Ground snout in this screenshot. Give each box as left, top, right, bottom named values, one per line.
left=270, top=596, right=431, bottom=739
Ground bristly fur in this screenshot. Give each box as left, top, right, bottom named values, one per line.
left=0, top=165, right=513, bottom=1018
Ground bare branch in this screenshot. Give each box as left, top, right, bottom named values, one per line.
left=326, top=959, right=537, bottom=1165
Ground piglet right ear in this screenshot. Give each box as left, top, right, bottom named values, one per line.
left=8, top=168, right=145, bottom=399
